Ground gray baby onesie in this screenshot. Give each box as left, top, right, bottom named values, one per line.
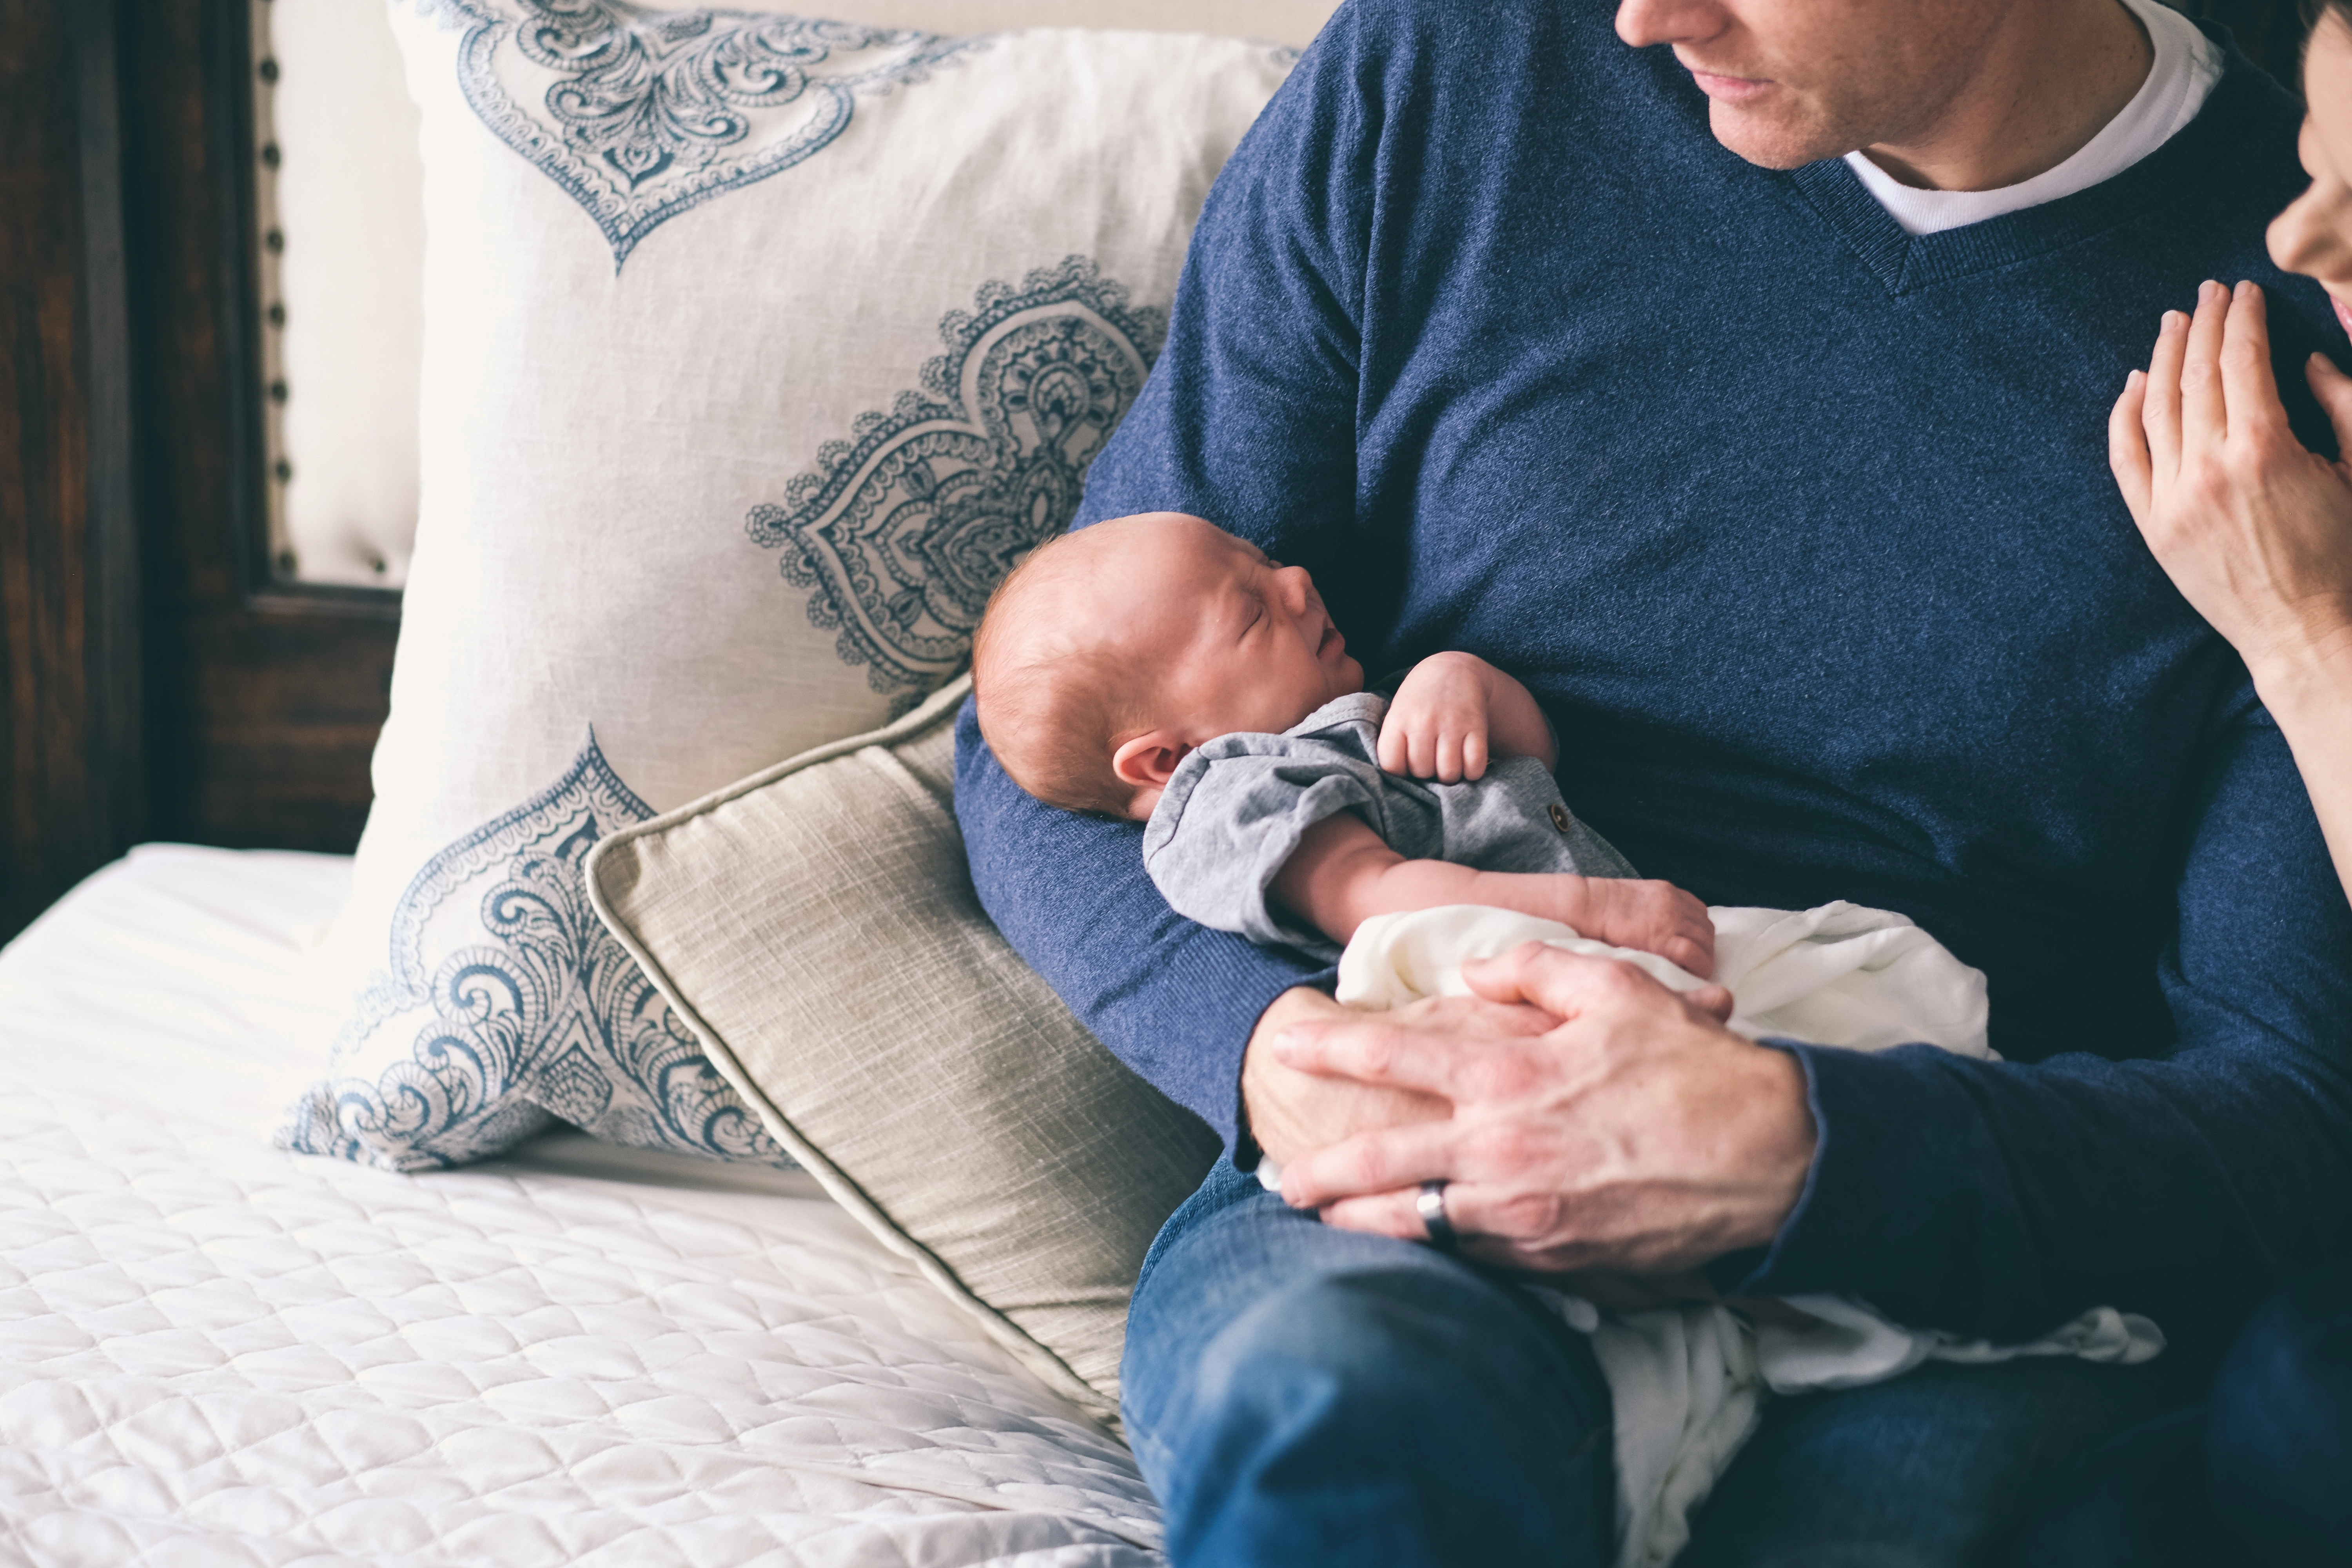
left=1142, top=691, right=1636, bottom=960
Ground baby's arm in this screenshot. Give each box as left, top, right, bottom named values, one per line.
left=1271, top=813, right=1717, bottom=978
left=1376, top=652, right=1556, bottom=782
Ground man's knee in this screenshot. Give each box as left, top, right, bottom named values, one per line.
left=2209, top=1263, right=2352, bottom=1558
left=1151, top=1266, right=1613, bottom=1568
left=1192, top=1268, right=1590, bottom=1438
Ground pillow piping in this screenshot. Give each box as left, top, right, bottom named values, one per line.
left=584, top=675, right=1126, bottom=1429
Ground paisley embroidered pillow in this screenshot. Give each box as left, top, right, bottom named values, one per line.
left=281, top=0, right=1294, bottom=1172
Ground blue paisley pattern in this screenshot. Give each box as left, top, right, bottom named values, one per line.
left=747, top=257, right=1166, bottom=701
left=416, top=0, right=980, bottom=266
left=280, top=732, right=791, bottom=1172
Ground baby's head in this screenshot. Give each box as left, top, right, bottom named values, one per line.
left=973, top=512, right=1363, bottom=818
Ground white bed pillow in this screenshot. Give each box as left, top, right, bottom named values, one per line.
left=282, top=0, right=1291, bottom=1171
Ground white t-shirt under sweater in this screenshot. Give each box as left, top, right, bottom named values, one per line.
left=1847, top=0, right=2225, bottom=236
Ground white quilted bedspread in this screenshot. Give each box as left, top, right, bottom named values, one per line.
left=0, top=848, right=1165, bottom=1567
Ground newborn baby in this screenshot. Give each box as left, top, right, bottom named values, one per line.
left=971, top=510, right=1714, bottom=975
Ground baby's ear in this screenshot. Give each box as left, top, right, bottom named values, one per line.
left=1111, top=730, right=1189, bottom=791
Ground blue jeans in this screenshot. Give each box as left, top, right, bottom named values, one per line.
left=1123, top=1159, right=2187, bottom=1567
left=2209, top=1261, right=2352, bottom=1559
left=2010, top=1261, right=2352, bottom=1565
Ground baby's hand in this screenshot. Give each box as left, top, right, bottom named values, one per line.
left=1378, top=652, right=1500, bottom=783
left=1563, top=876, right=1717, bottom=980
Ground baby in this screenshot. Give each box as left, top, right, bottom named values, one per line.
left=970, top=510, right=1715, bottom=976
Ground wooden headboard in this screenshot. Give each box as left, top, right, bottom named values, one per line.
left=0, top=0, right=2310, bottom=944
left=5, top=0, right=397, bottom=944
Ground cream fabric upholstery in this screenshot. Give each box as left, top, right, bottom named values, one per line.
left=259, top=0, right=1341, bottom=588
left=261, top=0, right=426, bottom=587
left=588, top=677, right=1223, bottom=1420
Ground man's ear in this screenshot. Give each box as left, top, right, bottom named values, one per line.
left=1111, top=729, right=1191, bottom=791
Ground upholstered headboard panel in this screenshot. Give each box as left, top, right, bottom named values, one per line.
left=5, top=0, right=2310, bottom=945
left=255, top=0, right=1342, bottom=588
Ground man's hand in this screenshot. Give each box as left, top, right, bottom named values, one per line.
left=1241, top=984, right=1554, bottom=1165
left=1271, top=944, right=1817, bottom=1276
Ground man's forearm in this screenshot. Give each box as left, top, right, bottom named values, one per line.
left=1731, top=709, right=2352, bottom=1344
left=956, top=701, right=1325, bottom=1146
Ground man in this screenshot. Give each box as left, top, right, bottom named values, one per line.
left=956, top=0, right=2352, bottom=1560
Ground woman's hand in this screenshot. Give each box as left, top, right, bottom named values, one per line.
left=2108, top=279, right=2352, bottom=686
left=2112, top=279, right=2352, bottom=907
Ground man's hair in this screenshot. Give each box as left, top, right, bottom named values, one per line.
left=971, top=531, right=1154, bottom=817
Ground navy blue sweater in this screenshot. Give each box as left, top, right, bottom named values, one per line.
left=956, top=0, right=2352, bottom=1356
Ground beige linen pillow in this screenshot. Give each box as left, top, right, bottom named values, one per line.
left=585, top=675, right=1220, bottom=1423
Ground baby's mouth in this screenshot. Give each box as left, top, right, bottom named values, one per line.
left=1316, top=620, right=1343, bottom=659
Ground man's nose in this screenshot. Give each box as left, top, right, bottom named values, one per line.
left=1615, top=0, right=1724, bottom=49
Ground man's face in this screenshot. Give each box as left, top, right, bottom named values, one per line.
left=1616, top=0, right=2005, bottom=169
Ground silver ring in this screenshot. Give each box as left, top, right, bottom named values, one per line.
left=1416, top=1180, right=1458, bottom=1254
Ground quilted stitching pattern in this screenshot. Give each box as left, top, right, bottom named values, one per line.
left=0, top=1080, right=1165, bottom=1565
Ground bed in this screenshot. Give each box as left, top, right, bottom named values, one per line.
left=4, top=0, right=2329, bottom=1562
left=1, top=845, right=1166, bottom=1564
left=0, top=2, right=1352, bottom=1559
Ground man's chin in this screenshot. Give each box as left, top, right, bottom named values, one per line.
left=1706, top=100, right=1843, bottom=171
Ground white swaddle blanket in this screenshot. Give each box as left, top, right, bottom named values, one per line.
left=1314, top=902, right=2165, bottom=1568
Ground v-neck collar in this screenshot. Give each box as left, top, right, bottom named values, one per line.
left=1782, top=35, right=2281, bottom=297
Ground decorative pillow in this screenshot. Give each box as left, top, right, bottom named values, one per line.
left=587, top=676, right=1222, bottom=1419
left=281, top=0, right=1292, bottom=1171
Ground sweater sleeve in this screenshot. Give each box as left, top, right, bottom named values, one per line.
left=955, top=702, right=1331, bottom=1149
left=1064, top=4, right=1370, bottom=559
left=1725, top=698, right=2352, bottom=1347
left=952, top=20, right=1377, bottom=1147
